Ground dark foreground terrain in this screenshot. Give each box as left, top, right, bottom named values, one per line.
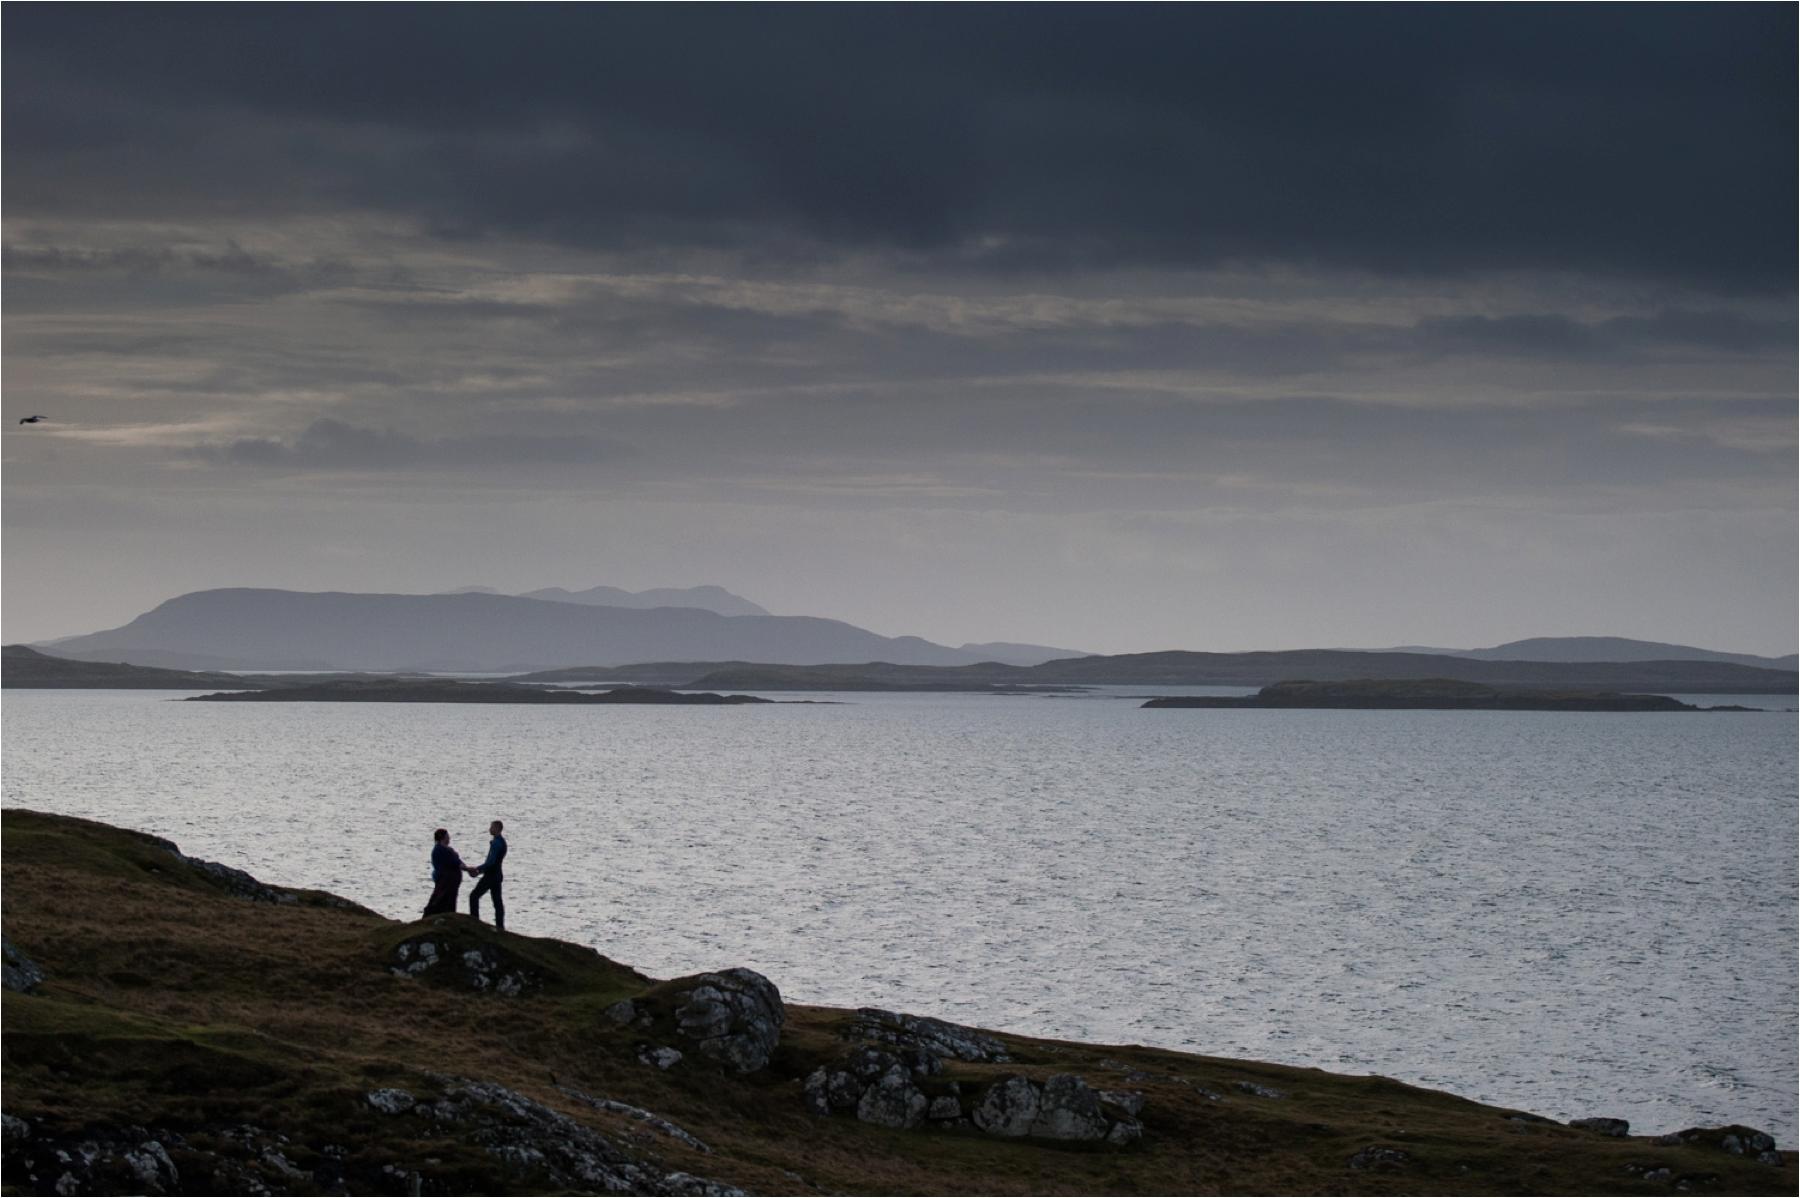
left=1142, top=679, right=1756, bottom=712
left=2, top=810, right=1792, bottom=1196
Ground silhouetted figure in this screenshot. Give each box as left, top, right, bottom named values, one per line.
left=422, top=828, right=464, bottom=917
left=468, top=819, right=507, bottom=930
left=17, top=416, right=46, bottom=425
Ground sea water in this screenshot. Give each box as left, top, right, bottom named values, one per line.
left=3, top=687, right=1794, bottom=1140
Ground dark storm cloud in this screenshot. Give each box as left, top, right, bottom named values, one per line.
left=5, top=6, right=1793, bottom=288
left=190, top=418, right=636, bottom=471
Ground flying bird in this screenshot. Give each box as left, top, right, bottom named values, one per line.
left=17, top=415, right=47, bottom=424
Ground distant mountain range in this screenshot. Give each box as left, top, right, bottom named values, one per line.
left=26, top=586, right=1795, bottom=687
left=1381, top=636, right=1796, bottom=671
left=438, top=583, right=770, bottom=617
left=41, top=589, right=1004, bottom=672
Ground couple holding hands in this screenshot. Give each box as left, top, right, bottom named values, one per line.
left=424, top=820, right=507, bottom=929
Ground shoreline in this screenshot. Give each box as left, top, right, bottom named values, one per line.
left=3, top=809, right=1793, bottom=1195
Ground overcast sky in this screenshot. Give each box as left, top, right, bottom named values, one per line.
left=4, top=6, right=1794, bottom=654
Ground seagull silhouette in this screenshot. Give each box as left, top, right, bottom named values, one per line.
left=17, top=415, right=47, bottom=424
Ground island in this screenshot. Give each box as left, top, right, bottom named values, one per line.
left=1, top=810, right=1790, bottom=1195
left=1141, top=678, right=1756, bottom=712
left=185, top=679, right=773, bottom=704
left=0, top=644, right=262, bottom=690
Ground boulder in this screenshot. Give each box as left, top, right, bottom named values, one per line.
left=1029, top=1074, right=1110, bottom=1141
left=1348, top=1145, right=1411, bottom=1171
left=856, top=1073, right=929, bottom=1130
left=2, top=937, right=45, bottom=993
left=846, top=1046, right=904, bottom=1082
left=366, top=1088, right=417, bottom=1115
left=1569, top=1117, right=1629, bottom=1138
left=668, top=968, right=784, bottom=1073
left=845, top=1007, right=1011, bottom=1063
left=390, top=935, right=536, bottom=996
left=1106, top=1118, right=1144, bottom=1146
left=1099, top=1089, right=1146, bottom=1117
left=972, top=1075, right=1041, bottom=1138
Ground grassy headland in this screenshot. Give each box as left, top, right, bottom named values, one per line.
left=1, top=810, right=1791, bottom=1195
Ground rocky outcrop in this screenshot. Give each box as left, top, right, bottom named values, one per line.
left=665, top=969, right=785, bottom=1073
left=856, top=1072, right=930, bottom=1130
left=2, top=937, right=45, bottom=993
left=557, top=1087, right=713, bottom=1154
left=1659, top=1126, right=1784, bottom=1167
left=389, top=934, right=537, bottom=996
left=361, top=1078, right=742, bottom=1195
left=1569, top=1116, right=1629, bottom=1137
left=179, top=854, right=299, bottom=904
left=843, top=1007, right=1012, bottom=1063
left=1348, top=1145, right=1411, bottom=1171
left=806, top=1058, right=1142, bottom=1146
left=970, top=1073, right=1142, bottom=1144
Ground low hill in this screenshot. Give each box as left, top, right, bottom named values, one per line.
left=529, top=652, right=1797, bottom=695
left=0, top=644, right=255, bottom=690
left=3, top=809, right=1790, bottom=1194
left=1386, top=636, right=1796, bottom=671
left=43, top=588, right=989, bottom=672
left=1141, top=679, right=1721, bottom=712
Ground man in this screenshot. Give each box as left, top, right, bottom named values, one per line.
left=423, top=828, right=465, bottom=917
left=467, top=819, right=507, bottom=931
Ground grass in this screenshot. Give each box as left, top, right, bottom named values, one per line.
left=1, top=807, right=1792, bottom=1195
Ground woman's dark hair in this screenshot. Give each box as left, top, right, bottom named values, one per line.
left=433, top=828, right=448, bottom=842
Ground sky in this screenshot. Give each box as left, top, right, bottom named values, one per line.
left=3, top=6, right=1795, bottom=655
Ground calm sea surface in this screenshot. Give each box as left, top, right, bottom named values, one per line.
left=3, top=687, right=1795, bottom=1141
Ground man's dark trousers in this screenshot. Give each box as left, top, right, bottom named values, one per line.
left=469, top=871, right=503, bottom=930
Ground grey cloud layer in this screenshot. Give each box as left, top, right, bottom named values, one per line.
left=5, top=7, right=1793, bottom=287
left=3, top=7, right=1793, bottom=652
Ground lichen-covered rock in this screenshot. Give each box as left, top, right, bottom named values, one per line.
left=180, top=854, right=297, bottom=904
left=1570, top=1117, right=1630, bottom=1137
left=1107, top=1118, right=1144, bottom=1146
left=1, top=1123, right=183, bottom=1195
left=802, top=1066, right=872, bottom=1117
left=802, top=1068, right=833, bottom=1116
left=845, top=1007, right=1011, bottom=1063
left=856, top=1072, right=929, bottom=1130
left=389, top=935, right=536, bottom=996
left=558, top=1087, right=712, bottom=1153
left=366, top=1088, right=417, bottom=1115
left=399, top=1077, right=744, bottom=1195
left=1234, top=1079, right=1287, bottom=1099
left=668, top=968, right=784, bottom=1073
left=1349, top=1145, right=1411, bottom=1171
left=1099, top=1089, right=1146, bottom=1117
left=928, top=1093, right=963, bottom=1121
left=639, top=1045, right=685, bottom=1070
left=972, top=1075, right=1042, bottom=1137
left=2, top=937, right=45, bottom=994
left=1030, top=1074, right=1110, bottom=1141
left=846, top=1045, right=904, bottom=1082
left=965, top=1074, right=1141, bottom=1145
